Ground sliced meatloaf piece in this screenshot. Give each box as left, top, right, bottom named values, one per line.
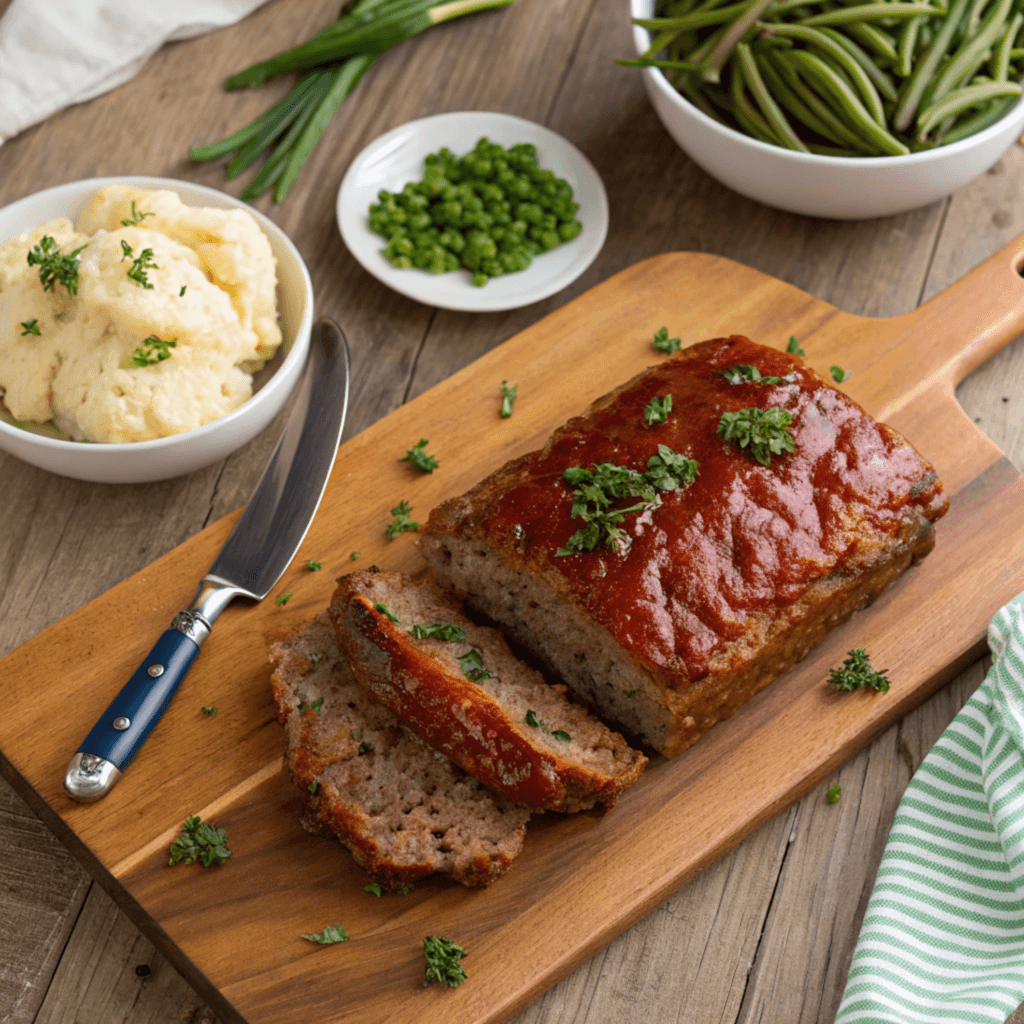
left=329, top=569, right=647, bottom=812
left=421, top=335, right=949, bottom=759
left=270, top=611, right=530, bottom=889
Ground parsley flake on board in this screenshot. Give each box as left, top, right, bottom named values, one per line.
left=350, top=551, right=361, bottom=560
left=364, top=883, right=383, bottom=897
left=652, top=326, right=681, bottom=354
left=180, top=285, right=187, bottom=296
left=120, top=201, right=155, bottom=226
left=386, top=500, right=419, bottom=540
left=201, top=706, right=218, bottom=716
left=411, top=622, right=466, bottom=641
left=500, top=380, right=518, bottom=418
left=644, top=394, right=672, bottom=426
left=458, top=649, right=492, bottom=681
left=786, top=336, right=805, bottom=357
left=423, top=936, right=468, bottom=988
left=721, top=364, right=781, bottom=386
left=829, top=648, right=890, bottom=693
left=374, top=602, right=400, bottom=624
left=27, top=235, right=86, bottom=295
left=717, top=407, right=795, bottom=467
left=401, top=438, right=438, bottom=473
left=276, top=592, right=292, bottom=606
left=830, top=365, right=850, bottom=383
left=168, top=816, right=231, bottom=867
left=306, top=560, right=322, bottom=571
left=302, top=924, right=349, bottom=946
left=130, top=335, right=176, bottom=368
left=20, top=319, right=40, bottom=336
left=126, top=247, right=159, bottom=289
left=827, top=783, right=842, bottom=804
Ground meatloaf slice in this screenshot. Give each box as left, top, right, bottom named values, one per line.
left=330, top=569, right=647, bottom=812
left=270, top=611, right=530, bottom=889
left=421, top=335, right=949, bottom=758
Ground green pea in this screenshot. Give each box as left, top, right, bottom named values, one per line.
left=558, top=220, right=583, bottom=242
left=471, top=272, right=489, bottom=287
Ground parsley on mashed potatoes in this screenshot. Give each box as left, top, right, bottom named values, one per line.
left=0, top=185, right=282, bottom=443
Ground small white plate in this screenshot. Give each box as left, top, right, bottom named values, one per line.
left=337, top=111, right=609, bottom=312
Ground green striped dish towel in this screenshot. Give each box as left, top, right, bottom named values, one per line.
left=836, top=592, right=1024, bottom=1024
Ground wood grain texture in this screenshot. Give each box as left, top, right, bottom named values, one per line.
left=1, top=0, right=1024, bottom=1021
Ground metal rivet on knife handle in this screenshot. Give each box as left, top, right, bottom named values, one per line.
left=112, top=717, right=131, bottom=731
left=147, top=664, right=164, bottom=678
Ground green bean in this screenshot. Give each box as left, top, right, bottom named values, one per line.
left=766, top=0, right=819, bottom=13
left=1011, top=46, right=1024, bottom=57
left=941, top=93, right=1015, bottom=140
left=800, top=3, right=938, bottom=26
left=757, top=49, right=854, bottom=143
left=730, top=61, right=785, bottom=141
left=786, top=48, right=910, bottom=151
left=847, top=22, right=900, bottom=61
left=821, top=27, right=898, bottom=97
left=929, top=0, right=1011, bottom=104
left=761, top=23, right=887, bottom=123
left=992, top=13, right=1023, bottom=78
left=642, top=30, right=684, bottom=59
left=771, top=49, right=876, bottom=148
left=679, top=79, right=729, bottom=120
left=963, top=0, right=990, bottom=38
left=917, top=78, right=1021, bottom=134
left=702, top=0, right=774, bottom=80
left=635, top=3, right=760, bottom=31
left=894, top=0, right=971, bottom=130
left=735, top=42, right=811, bottom=146
left=897, top=16, right=925, bottom=75
left=617, top=56, right=705, bottom=70
left=807, top=142, right=863, bottom=153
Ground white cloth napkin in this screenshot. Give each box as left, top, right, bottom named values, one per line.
left=0, top=0, right=269, bottom=145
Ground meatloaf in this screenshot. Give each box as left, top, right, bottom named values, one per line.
left=330, top=568, right=647, bottom=812
left=270, top=612, right=531, bottom=888
left=421, top=335, right=948, bottom=758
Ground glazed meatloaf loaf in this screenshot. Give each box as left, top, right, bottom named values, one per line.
left=421, top=335, right=949, bottom=758
left=330, top=568, right=647, bottom=812
left=270, top=612, right=531, bottom=888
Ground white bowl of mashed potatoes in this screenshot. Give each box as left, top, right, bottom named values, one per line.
left=0, top=177, right=313, bottom=483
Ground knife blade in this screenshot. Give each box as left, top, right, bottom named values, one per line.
left=63, top=319, right=351, bottom=802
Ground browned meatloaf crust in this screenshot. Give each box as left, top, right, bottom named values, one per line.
left=421, top=335, right=949, bottom=758
left=329, top=568, right=647, bottom=812
left=269, top=612, right=531, bottom=888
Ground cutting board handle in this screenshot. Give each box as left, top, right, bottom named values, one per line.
left=884, top=231, right=1024, bottom=395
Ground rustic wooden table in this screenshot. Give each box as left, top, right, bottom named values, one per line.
left=2, top=2, right=1023, bottom=1022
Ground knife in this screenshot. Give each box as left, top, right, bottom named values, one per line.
left=63, top=319, right=351, bottom=802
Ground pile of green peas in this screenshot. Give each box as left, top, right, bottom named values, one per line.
left=368, top=137, right=583, bottom=287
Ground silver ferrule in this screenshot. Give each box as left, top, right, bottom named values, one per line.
left=171, top=609, right=212, bottom=646
left=173, top=577, right=248, bottom=647
left=64, top=752, right=122, bottom=802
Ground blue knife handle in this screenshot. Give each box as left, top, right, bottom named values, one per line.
left=78, top=629, right=200, bottom=768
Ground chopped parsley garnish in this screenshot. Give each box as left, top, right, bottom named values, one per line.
left=130, top=335, right=176, bottom=367
left=374, top=602, right=400, bottom=624
left=524, top=710, right=570, bottom=742
left=126, top=247, right=158, bottom=289
left=557, top=446, right=698, bottom=556
left=168, top=815, right=231, bottom=867
left=386, top=500, right=419, bottom=540
left=827, top=783, right=841, bottom=804
left=201, top=706, right=218, bottom=716
left=500, top=380, right=518, bottom=418
left=276, top=592, right=292, bottom=606
left=625, top=688, right=640, bottom=696
left=786, top=336, right=805, bottom=357
left=644, top=394, right=672, bottom=426
left=652, top=326, right=681, bottom=354
left=306, top=560, right=322, bottom=571
left=397, top=885, right=412, bottom=895
left=721, top=364, right=781, bottom=386
left=457, top=649, right=492, bottom=682
left=525, top=709, right=542, bottom=728
left=308, top=780, right=319, bottom=794
left=120, top=201, right=155, bottom=226
left=27, top=236, right=86, bottom=295
left=829, top=648, right=890, bottom=693
left=423, top=936, right=468, bottom=988
left=830, top=365, right=850, bottom=383
left=299, top=697, right=324, bottom=716
left=401, top=438, right=438, bottom=473
left=364, top=883, right=383, bottom=897
left=20, top=319, right=40, bottom=336
left=179, top=285, right=187, bottom=296
left=717, top=407, right=795, bottom=467
left=302, top=924, right=349, bottom=946
left=411, top=621, right=467, bottom=641
left=358, top=741, right=373, bottom=754
left=310, top=653, right=320, bottom=666
left=551, top=729, right=571, bottom=742
left=350, top=551, right=360, bottom=560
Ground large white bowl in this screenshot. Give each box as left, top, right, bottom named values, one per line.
left=0, top=176, right=313, bottom=484
left=631, top=0, right=1024, bottom=219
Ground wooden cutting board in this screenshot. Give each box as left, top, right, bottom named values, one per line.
left=2, top=246, right=1024, bottom=1024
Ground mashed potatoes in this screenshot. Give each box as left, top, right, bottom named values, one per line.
left=0, top=186, right=282, bottom=443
